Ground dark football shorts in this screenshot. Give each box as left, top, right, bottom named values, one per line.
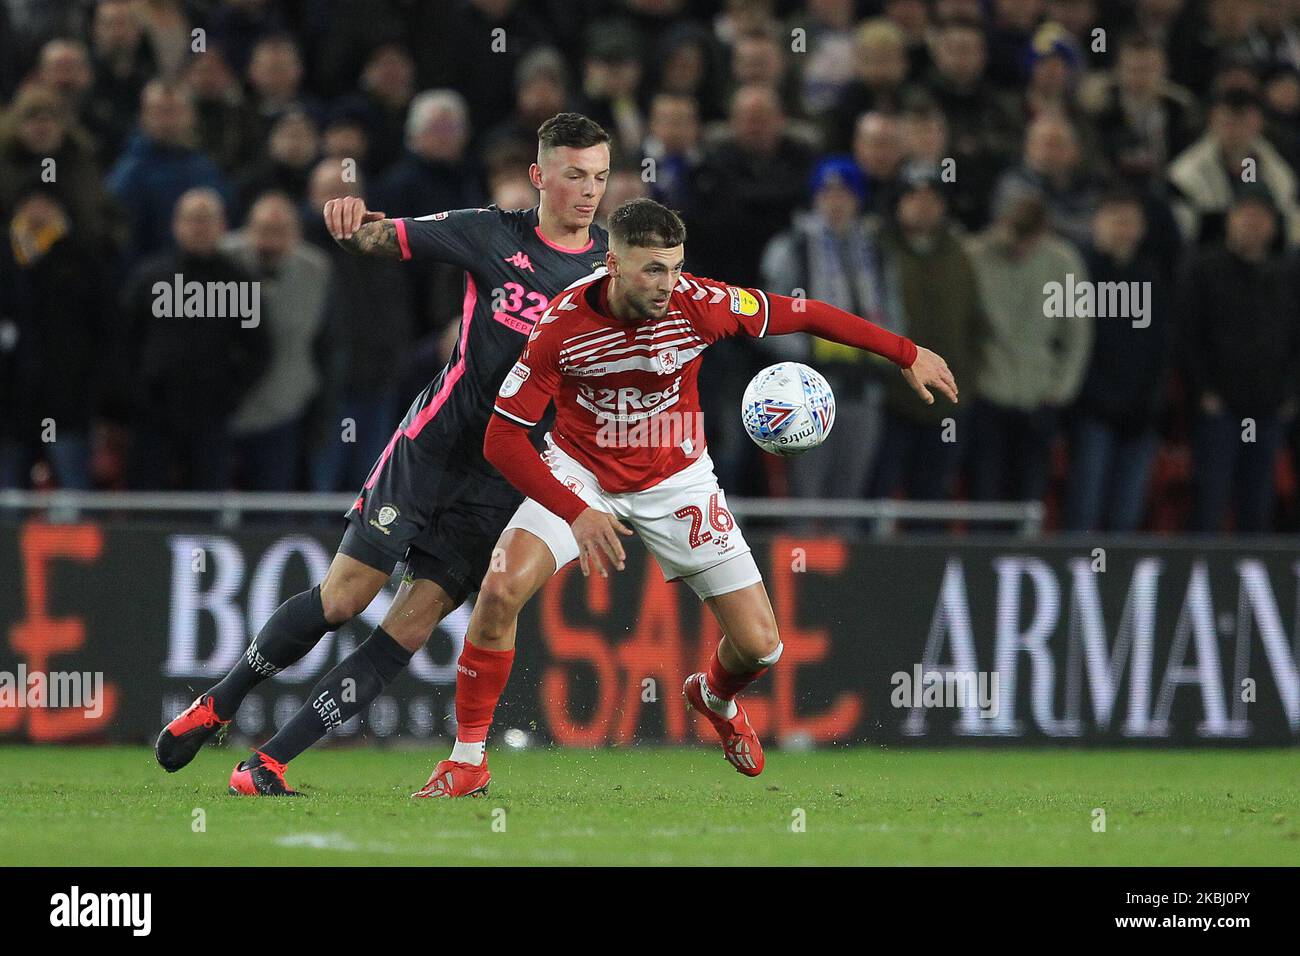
left=340, top=433, right=522, bottom=606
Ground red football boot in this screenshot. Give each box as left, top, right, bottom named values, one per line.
left=411, top=758, right=491, bottom=798
left=228, top=752, right=303, bottom=796
left=156, top=694, right=229, bottom=772
left=684, top=673, right=765, bottom=776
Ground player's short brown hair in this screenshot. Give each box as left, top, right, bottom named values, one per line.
left=609, top=198, right=687, bottom=249
left=537, top=113, right=610, bottom=154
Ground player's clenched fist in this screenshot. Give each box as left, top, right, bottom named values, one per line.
left=324, top=196, right=386, bottom=240
left=571, top=507, right=634, bottom=578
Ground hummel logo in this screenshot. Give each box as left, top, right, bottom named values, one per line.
left=505, top=251, right=534, bottom=272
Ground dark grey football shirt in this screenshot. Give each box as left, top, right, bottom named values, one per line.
left=389, top=205, right=609, bottom=475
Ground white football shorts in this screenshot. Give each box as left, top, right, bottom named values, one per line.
left=504, top=434, right=763, bottom=599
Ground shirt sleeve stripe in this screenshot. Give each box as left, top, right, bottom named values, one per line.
left=756, top=288, right=770, bottom=338
left=394, top=217, right=411, bottom=261
left=493, top=405, right=537, bottom=427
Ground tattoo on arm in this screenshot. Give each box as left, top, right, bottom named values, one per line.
left=336, top=219, right=400, bottom=258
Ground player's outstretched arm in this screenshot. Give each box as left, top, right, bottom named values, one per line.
left=323, top=196, right=399, bottom=257
left=764, top=293, right=958, bottom=405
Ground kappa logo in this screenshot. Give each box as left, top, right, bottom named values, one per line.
left=505, top=251, right=535, bottom=272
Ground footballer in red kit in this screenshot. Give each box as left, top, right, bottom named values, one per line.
left=413, top=198, right=958, bottom=797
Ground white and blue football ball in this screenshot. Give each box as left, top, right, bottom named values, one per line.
left=741, top=362, right=836, bottom=456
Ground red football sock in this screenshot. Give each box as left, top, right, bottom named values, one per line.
left=455, top=642, right=515, bottom=742
left=705, top=649, right=767, bottom=701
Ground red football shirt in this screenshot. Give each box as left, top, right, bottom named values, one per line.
left=493, top=270, right=770, bottom=493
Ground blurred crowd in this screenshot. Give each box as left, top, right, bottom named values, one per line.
left=1, top=0, right=1299, bottom=534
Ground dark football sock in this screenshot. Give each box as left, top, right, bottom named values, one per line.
left=207, top=584, right=333, bottom=719
left=258, top=627, right=413, bottom=765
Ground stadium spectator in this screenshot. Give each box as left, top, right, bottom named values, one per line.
left=786, top=0, right=858, bottom=116
left=1178, top=188, right=1300, bottom=532
left=0, top=84, right=118, bottom=254
left=993, top=112, right=1100, bottom=247
left=34, top=38, right=95, bottom=125
left=851, top=111, right=905, bottom=217
left=332, top=43, right=416, bottom=176
left=870, top=162, right=983, bottom=503
left=596, top=163, right=650, bottom=228
left=922, top=15, right=1024, bottom=229
left=965, top=187, right=1092, bottom=503
left=221, top=192, right=331, bottom=491
left=641, top=92, right=704, bottom=214
left=86, top=0, right=158, bottom=161
left=647, top=21, right=726, bottom=121
left=1020, top=23, right=1099, bottom=166
left=0, top=190, right=107, bottom=490
left=825, top=18, right=914, bottom=152
left=1084, top=32, right=1200, bottom=184
left=235, top=106, right=320, bottom=218
left=761, top=156, right=898, bottom=499
left=303, top=161, right=412, bottom=492
left=245, top=34, right=322, bottom=136
left=105, top=79, right=231, bottom=267
left=729, top=28, right=802, bottom=120
left=119, top=188, right=267, bottom=490
left=1063, top=188, right=1170, bottom=532
left=574, top=22, right=646, bottom=158
left=1182, top=0, right=1271, bottom=95
left=206, top=0, right=286, bottom=76
left=1254, top=0, right=1300, bottom=73
left=489, top=170, right=538, bottom=210
left=1045, top=0, right=1101, bottom=67
left=376, top=89, right=481, bottom=215
left=882, top=0, right=934, bottom=80
left=130, top=0, right=191, bottom=79
left=320, top=110, right=371, bottom=173
left=899, top=89, right=949, bottom=167
left=691, top=84, right=814, bottom=286
left=1261, top=63, right=1300, bottom=170
left=1167, top=87, right=1300, bottom=246
left=184, top=46, right=263, bottom=175
left=409, top=0, right=555, bottom=129
left=986, top=0, right=1046, bottom=89
left=479, top=47, right=570, bottom=158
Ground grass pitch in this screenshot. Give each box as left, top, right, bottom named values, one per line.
left=0, top=745, right=1297, bottom=866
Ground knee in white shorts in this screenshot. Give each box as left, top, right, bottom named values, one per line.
left=756, top=641, right=783, bottom=667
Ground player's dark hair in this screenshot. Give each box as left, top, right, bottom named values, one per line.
left=609, top=198, right=687, bottom=249
left=537, top=113, right=610, bottom=153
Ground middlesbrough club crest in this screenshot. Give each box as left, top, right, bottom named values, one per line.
left=656, top=348, right=679, bottom=374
